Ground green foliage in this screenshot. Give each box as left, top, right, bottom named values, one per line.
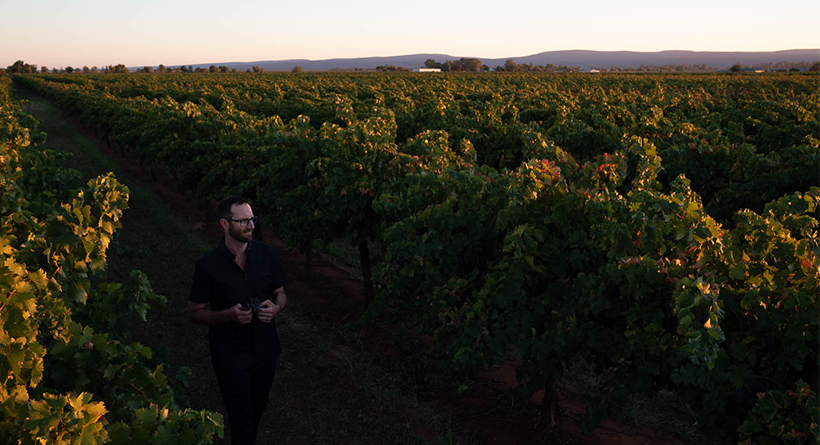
left=71, top=270, right=166, bottom=339
left=737, top=380, right=820, bottom=445
left=19, top=392, right=109, bottom=445
left=0, top=79, right=222, bottom=445
left=107, top=405, right=224, bottom=445
left=11, top=71, right=820, bottom=442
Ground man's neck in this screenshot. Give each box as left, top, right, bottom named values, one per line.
left=224, top=236, right=249, bottom=258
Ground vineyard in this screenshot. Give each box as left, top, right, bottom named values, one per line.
left=3, top=71, right=819, bottom=444
left=0, top=76, right=223, bottom=444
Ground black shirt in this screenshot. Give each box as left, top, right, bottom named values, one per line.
left=190, top=239, right=288, bottom=371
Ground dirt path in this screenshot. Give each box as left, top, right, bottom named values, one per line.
left=16, top=85, right=700, bottom=445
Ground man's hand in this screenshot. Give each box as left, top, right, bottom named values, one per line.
left=256, top=300, right=281, bottom=323
left=229, top=303, right=253, bottom=324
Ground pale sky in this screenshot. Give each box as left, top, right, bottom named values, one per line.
left=1, top=0, right=818, bottom=68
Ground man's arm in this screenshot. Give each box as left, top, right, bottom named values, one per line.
left=189, top=302, right=252, bottom=325
left=272, top=286, right=287, bottom=315
left=257, top=287, right=286, bottom=323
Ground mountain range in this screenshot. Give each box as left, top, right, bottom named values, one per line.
left=155, top=49, right=819, bottom=72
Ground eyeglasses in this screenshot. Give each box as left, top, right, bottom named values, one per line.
left=225, top=216, right=259, bottom=227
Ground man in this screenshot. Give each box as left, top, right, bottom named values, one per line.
left=189, top=195, right=288, bottom=445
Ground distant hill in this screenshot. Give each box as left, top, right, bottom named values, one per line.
left=149, top=49, right=819, bottom=72
left=494, top=49, right=820, bottom=70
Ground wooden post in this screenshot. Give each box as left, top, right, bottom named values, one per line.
left=543, top=374, right=558, bottom=427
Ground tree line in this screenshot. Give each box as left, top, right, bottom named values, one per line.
left=5, top=58, right=819, bottom=75
left=2, top=60, right=130, bottom=74
left=1, top=60, right=269, bottom=75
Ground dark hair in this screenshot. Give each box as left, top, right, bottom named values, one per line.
left=217, top=195, right=248, bottom=221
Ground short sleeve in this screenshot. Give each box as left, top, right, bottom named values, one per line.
left=189, top=260, right=213, bottom=304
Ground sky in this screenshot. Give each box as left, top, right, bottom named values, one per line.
left=2, top=0, right=819, bottom=69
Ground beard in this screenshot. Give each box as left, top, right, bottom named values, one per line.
left=228, top=224, right=252, bottom=243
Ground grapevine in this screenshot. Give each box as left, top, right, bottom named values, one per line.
left=0, top=77, right=223, bottom=444
left=11, top=71, right=819, bottom=442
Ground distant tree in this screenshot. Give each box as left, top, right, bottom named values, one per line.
left=424, top=59, right=441, bottom=69
left=195, top=67, right=207, bottom=73
left=376, top=65, right=411, bottom=72
left=65, top=66, right=75, bottom=73
left=180, top=65, right=189, bottom=73
left=422, top=58, right=485, bottom=72
left=426, top=59, right=474, bottom=71
left=219, top=66, right=229, bottom=73
left=91, top=66, right=98, bottom=73
left=51, top=68, right=59, bottom=74
left=7, top=60, right=35, bottom=73
left=292, top=65, right=303, bottom=73
left=730, top=63, right=743, bottom=72
left=810, top=62, right=820, bottom=72
left=41, top=66, right=49, bottom=73
left=83, top=66, right=90, bottom=74
left=157, top=64, right=166, bottom=73
left=456, top=57, right=483, bottom=72
left=231, top=68, right=238, bottom=73
left=504, top=59, right=518, bottom=72
left=209, top=65, right=217, bottom=73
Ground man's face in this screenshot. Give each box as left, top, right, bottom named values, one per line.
left=226, top=203, right=254, bottom=243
